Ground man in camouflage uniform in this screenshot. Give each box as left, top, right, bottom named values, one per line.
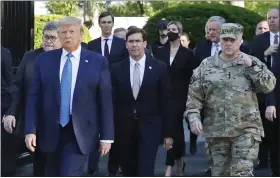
left=184, top=23, right=276, bottom=176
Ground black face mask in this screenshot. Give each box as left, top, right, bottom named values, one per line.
left=167, top=31, right=179, bottom=41
left=160, top=34, right=168, bottom=38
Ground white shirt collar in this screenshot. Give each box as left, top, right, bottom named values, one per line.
left=101, top=34, right=114, bottom=41
left=129, top=54, right=146, bottom=67
left=61, top=45, right=81, bottom=60
left=270, top=31, right=280, bottom=37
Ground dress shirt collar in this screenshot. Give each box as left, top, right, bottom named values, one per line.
left=129, top=54, right=146, bottom=68
left=101, top=34, right=114, bottom=41
left=61, top=45, right=81, bottom=60
left=270, top=31, right=280, bottom=39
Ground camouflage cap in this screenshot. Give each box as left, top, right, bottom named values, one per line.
left=220, top=23, right=243, bottom=40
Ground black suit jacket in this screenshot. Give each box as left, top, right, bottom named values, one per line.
left=195, top=39, right=251, bottom=63
left=88, top=36, right=128, bottom=66
left=110, top=56, right=172, bottom=143
left=265, top=46, right=280, bottom=114
left=81, top=42, right=88, bottom=49
left=155, top=44, right=197, bottom=120
left=6, top=48, right=44, bottom=135
left=250, top=31, right=271, bottom=105
left=1, top=47, right=13, bottom=110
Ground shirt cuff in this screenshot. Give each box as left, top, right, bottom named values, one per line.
left=100, top=140, right=114, bottom=143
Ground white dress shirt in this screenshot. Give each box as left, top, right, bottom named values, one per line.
left=269, top=31, right=280, bottom=66
left=170, top=56, right=175, bottom=65
left=130, top=55, right=146, bottom=87
left=60, top=45, right=113, bottom=143
left=101, top=34, right=113, bottom=56
left=211, top=42, right=221, bottom=56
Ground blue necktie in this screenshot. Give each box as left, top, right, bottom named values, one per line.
left=60, top=53, right=72, bottom=127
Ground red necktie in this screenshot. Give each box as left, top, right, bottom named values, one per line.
left=104, top=39, right=109, bottom=58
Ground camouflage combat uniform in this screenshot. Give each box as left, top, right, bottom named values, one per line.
left=184, top=50, right=276, bottom=176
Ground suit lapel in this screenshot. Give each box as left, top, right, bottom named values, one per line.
left=72, top=48, right=88, bottom=107
left=123, top=59, right=134, bottom=100
left=54, top=49, right=63, bottom=106
left=110, top=36, right=118, bottom=56
left=137, top=57, right=152, bottom=100
left=96, top=37, right=102, bottom=54
left=206, top=40, right=212, bottom=57
left=170, top=45, right=183, bottom=68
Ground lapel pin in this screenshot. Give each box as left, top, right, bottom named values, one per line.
left=149, top=66, right=152, bottom=69
left=85, top=60, right=88, bottom=63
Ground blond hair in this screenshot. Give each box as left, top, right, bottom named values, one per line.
left=58, top=16, right=84, bottom=33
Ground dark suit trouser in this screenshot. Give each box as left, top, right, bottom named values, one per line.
left=44, top=122, right=88, bottom=176
left=269, top=118, right=279, bottom=176
left=120, top=120, right=159, bottom=177
left=88, top=142, right=100, bottom=173
left=33, top=137, right=46, bottom=176
left=108, top=142, right=120, bottom=173
left=1, top=107, right=20, bottom=176
left=258, top=104, right=270, bottom=166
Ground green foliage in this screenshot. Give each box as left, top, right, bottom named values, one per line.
left=45, top=1, right=80, bottom=16
left=34, top=14, right=92, bottom=49
left=143, top=3, right=263, bottom=48
left=244, top=1, right=279, bottom=17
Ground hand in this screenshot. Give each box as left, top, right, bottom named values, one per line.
left=265, top=106, right=277, bottom=122
left=190, top=120, right=203, bottom=136
left=236, top=53, right=252, bottom=67
left=99, top=142, right=111, bottom=156
left=163, top=137, right=173, bottom=150
left=2, top=115, right=16, bottom=134
left=25, top=134, right=36, bottom=152
left=264, top=44, right=278, bottom=56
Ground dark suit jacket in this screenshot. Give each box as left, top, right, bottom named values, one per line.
left=1, top=47, right=13, bottom=110
left=265, top=46, right=280, bottom=113
left=110, top=56, right=172, bottom=143
left=155, top=44, right=197, bottom=120
left=195, top=39, right=251, bottom=63
left=25, top=48, right=114, bottom=154
left=81, top=42, right=88, bottom=49
left=88, top=36, right=128, bottom=66
left=250, top=31, right=271, bottom=64
left=6, top=48, right=44, bottom=135
left=250, top=31, right=271, bottom=105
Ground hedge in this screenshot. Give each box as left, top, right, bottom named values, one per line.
left=143, top=3, right=263, bottom=48
left=34, top=14, right=92, bottom=49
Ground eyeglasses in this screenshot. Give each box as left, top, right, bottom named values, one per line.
left=43, top=35, right=58, bottom=42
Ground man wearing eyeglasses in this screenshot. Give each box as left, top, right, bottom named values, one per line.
left=2, top=21, right=62, bottom=176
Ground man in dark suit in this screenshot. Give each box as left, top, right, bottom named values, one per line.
left=88, top=12, right=127, bottom=176
left=250, top=8, right=279, bottom=172
left=2, top=21, right=62, bottom=176
left=110, top=27, right=173, bottom=176
left=264, top=45, right=280, bottom=177
left=24, top=17, right=114, bottom=176
left=1, top=46, right=16, bottom=176
left=88, top=12, right=128, bottom=67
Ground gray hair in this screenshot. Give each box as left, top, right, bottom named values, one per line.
left=205, top=16, right=226, bottom=34
left=58, top=16, right=84, bottom=33
left=168, top=21, right=183, bottom=34
left=114, top=27, right=127, bottom=34
left=43, top=21, right=59, bottom=34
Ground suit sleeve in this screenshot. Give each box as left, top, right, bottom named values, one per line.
left=2, top=49, right=13, bottom=87
left=250, top=35, right=265, bottom=62
left=98, top=56, right=114, bottom=141
left=6, top=52, right=30, bottom=119
left=24, top=57, right=41, bottom=135
left=158, top=63, right=173, bottom=138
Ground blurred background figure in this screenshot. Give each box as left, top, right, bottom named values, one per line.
left=255, top=20, right=270, bottom=35
left=113, top=27, right=127, bottom=40
left=180, top=32, right=190, bottom=48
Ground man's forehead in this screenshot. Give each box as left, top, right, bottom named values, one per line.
left=100, top=16, right=113, bottom=22
left=127, top=33, right=143, bottom=40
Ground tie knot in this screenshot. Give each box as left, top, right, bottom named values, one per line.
left=66, top=53, right=73, bottom=58
left=135, top=62, right=140, bottom=67
left=104, top=38, right=109, bottom=42
left=215, top=43, right=220, bottom=48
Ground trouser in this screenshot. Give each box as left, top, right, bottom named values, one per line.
left=205, top=133, right=260, bottom=176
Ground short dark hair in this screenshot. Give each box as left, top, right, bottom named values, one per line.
left=127, top=26, right=137, bottom=31
left=98, top=12, right=114, bottom=23
left=126, top=27, right=147, bottom=42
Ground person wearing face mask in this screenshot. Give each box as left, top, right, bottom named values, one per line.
left=2, top=21, right=62, bottom=176
left=151, top=19, right=169, bottom=57
left=155, top=21, right=197, bottom=176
